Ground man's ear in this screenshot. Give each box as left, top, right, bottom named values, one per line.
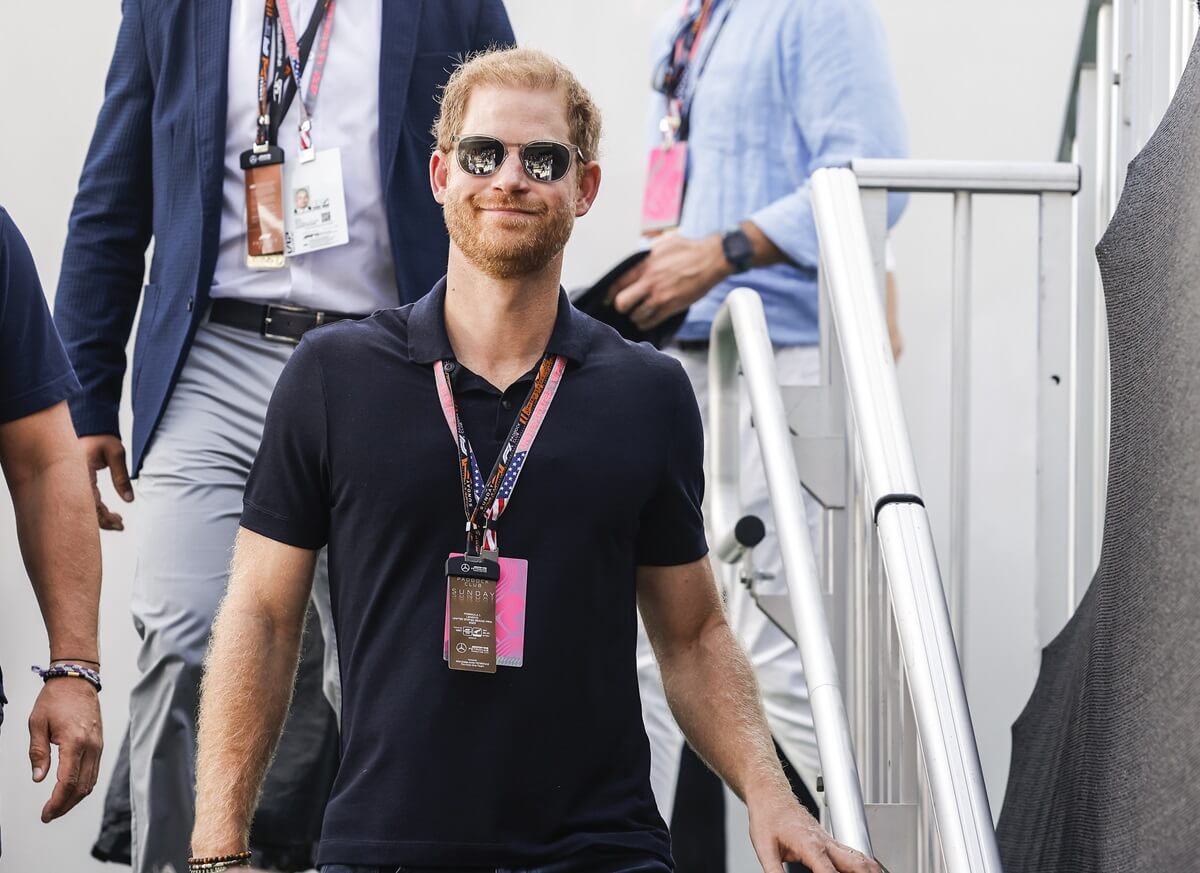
left=574, top=161, right=603, bottom=218
left=430, top=149, right=451, bottom=205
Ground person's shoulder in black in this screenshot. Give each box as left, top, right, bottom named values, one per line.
left=0, top=207, right=80, bottom=425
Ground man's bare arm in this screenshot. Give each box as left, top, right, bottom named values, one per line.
left=191, top=527, right=316, bottom=859
left=0, top=401, right=101, bottom=661
left=0, top=400, right=104, bottom=821
left=638, top=557, right=879, bottom=873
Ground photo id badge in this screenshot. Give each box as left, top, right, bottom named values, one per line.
left=641, top=141, right=688, bottom=234
left=446, top=555, right=499, bottom=673
left=444, top=553, right=528, bottom=669
left=240, top=146, right=287, bottom=270
left=284, top=147, right=350, bottom=258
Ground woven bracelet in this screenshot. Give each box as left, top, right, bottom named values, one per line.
left=31, top=663, right=102, bottom=693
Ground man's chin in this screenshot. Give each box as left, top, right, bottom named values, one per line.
left=474, top=251, right=558, bottom=280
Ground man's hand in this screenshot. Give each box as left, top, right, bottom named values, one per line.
left=748, top=790, right=883, bottom=873
left=610, top=232, right=730, bottom=330
left=81, top=434, right=133, bottom=531
left=885, top=271, right=903, bottom=362
left=28, top=677, right=104, bottom=822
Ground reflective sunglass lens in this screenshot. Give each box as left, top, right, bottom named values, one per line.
left=521, top=142, right=571, bottom=182
left=458, top=137, right=504, bottom=176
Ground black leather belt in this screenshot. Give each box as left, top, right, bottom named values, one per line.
left=209, top=298, right=364, bottom=344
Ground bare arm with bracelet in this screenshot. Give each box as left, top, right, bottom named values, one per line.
left=0, top=400, right=103, bottom=822
left=639, top=556, right=882, bottom=873
left=190, top=529, right=316, bottom=868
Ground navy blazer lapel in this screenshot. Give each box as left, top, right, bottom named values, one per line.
left=195, top=0, right=232, bottom=227
left=379, top=0, right=425, bottom=188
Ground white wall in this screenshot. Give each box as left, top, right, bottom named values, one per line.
left=0, top=1, right=1085, bottom=869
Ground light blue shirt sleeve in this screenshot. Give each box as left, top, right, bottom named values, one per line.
left=749, top=0, right=909, bottom=269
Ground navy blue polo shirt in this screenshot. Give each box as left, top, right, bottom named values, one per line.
left=0, top=207, right=79, bottom=426
left=242, top=279, right=708, bottom=869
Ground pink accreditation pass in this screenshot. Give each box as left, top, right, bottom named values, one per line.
left=641, top=142, right=688, bottom=233
left=444, top=554, right=529, bottom=667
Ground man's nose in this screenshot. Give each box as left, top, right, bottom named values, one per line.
left=491, top=148, right=531, bottom=193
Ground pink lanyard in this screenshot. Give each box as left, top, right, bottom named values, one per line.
left=434, top=355, right=568, bottom=556
left=275, top=0, right=336, bottom=160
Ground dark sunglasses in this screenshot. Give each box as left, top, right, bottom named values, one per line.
left=452, top=135, right=585, bottom=183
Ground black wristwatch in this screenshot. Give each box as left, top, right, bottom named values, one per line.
left=721, top=228, right=754, bottom=274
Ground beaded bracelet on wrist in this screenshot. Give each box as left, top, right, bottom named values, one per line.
left=31, top=663, right=102, bottom=693
left=188, top=861, right=250, bottom=872
left=187, top=850, right=251, bottom=871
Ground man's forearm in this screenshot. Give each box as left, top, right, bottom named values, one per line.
left=657, top=614, right=792, bottom=805
left=191, top=562, right=306, bottom=856
left=7, top=442, right=101, bottom=661
left=740, top=220, right=788, bottom=270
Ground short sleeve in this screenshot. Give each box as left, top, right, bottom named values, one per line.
left=635, top=363, right=708, bottom=566
left=242, top=337, right=331, bottom=549
left=0, top=210, right=80, bottom=425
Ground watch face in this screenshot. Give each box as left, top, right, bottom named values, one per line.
left=724, top=230, right=754, bottom=271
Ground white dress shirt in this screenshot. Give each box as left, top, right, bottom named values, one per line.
left=211, top=0, right=397, bottom=315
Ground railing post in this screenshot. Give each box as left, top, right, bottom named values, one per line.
left=949, top=192, right=973, bottom=650
left=1073, top=62, right=1102, bottom=610
left=1035, top=191, right=1077, bottom=646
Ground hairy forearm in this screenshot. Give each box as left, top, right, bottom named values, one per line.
left=657, top=615, right=792, bottom=805
left=191, top=581, right=305, bottom=856
left=9, top=453, right=101, bottom=660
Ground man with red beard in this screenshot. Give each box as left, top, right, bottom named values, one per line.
left=187, top=48, right=881, bottom=873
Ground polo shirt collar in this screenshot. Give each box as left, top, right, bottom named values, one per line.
left=407, top=276, right=591, bottom=366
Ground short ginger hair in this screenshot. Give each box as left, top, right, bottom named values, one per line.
left=433, top=47, right=602, bottom=165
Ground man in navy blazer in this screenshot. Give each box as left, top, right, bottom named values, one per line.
left=54, top=2, right=515, bottom=871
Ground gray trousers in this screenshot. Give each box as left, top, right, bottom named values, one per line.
left=130, top=319, right=340, bottom=873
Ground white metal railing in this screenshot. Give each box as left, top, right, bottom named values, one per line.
left=709, top=157, right=1087, bottom=870
left=848, top=159, right=1082, bottom=653
left=707, top=177, right=1001, bottom=870
left=814, top=167, right=1000, bottom=873
left=710, top=292, right=873, bottom=855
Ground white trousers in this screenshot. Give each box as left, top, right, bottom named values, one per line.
left=638, top=345, right=821, bottom=822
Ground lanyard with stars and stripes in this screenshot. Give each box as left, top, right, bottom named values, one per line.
left=434, top=354, right=567, bottom=556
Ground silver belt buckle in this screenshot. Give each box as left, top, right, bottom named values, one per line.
left=262, top=303, right=322, bottom=345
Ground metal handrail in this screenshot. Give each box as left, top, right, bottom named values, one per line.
left=851, top=158, right=1081, bottom=195
left=709, top=289, right=873, bottom=854
left=849, top=156, right=1084, bottom=652
left=811, top=167, right=1002, bottom=872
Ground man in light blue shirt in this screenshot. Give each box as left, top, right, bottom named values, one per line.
left=619, top=0, right=908, bottom=844
left=614, top=0, right=907, bottom=342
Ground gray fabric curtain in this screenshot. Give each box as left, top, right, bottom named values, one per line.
left=998, top=29, right=1200, bottom=871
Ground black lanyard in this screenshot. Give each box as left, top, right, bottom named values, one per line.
left=254, top=0, right=331, bottom=148
left=653, top=0, right=736, bottom=142
left=434, top=355, right=566, bottom=556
